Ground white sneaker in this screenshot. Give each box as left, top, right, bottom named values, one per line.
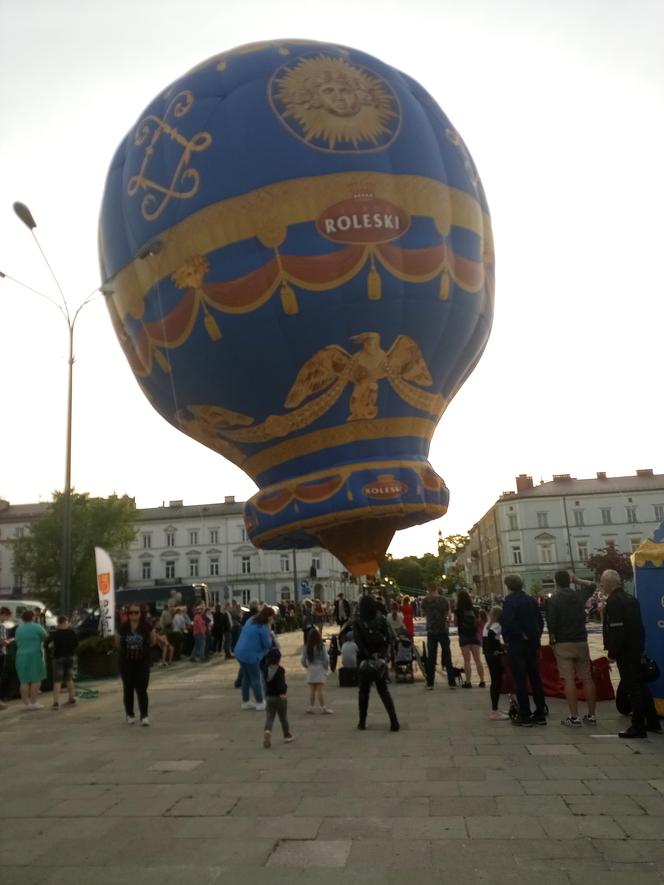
left=321, top=707, right=334, bottom=715
left=27, top=703, right=44, bottom=711
left=255, top=701, right=267, bottom=712
left=263, top=730, right=272, bottom=749
left=140, top=717, right=150, bottom=727
left=126, top=715, right=137, bottom=724
left=489, top=710, right=509, bottom=721
left=306, top=706, right=316, bottom=714
left=241, top=701, right=255, bottom=710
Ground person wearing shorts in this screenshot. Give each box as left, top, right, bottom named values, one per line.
left=548, top=571, right=596, bottom=727
left=49, top=616, right=79, bottom=709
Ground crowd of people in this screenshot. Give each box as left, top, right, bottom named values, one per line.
left=1, top=571, right=661, bottom=743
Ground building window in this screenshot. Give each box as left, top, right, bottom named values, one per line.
left=630, top=538, right=641, bottom=553
left=189, top=530, right=198, bottom=546
left=281, top=586, right=291, bottom=601
left=209, top=557, right=219, bottom=577
left=577, top=541, right=589, bottom=563
left=312, top=556, right=321, bottom=571
left=538, top=544, right=553, bottom=564
left=241, top=589, right=251, bottom=605
left=189, top=558, right=199, bottom=578
left=142, top=561, right=151, bottom=580
left=536, top=512, right=548, bottom=529
left=508, top=514, right=518, bottom=531
left=15, top=526, right=25, bottom=539
left=166, top=531, right=175, bottom=547
left=142, top=533, right=151, bottom=549
left=209, top=529, right=219, bottom=545
left=654, top=504, right=664, bottom=522
left=14, top=573, right=23, bottom=589
left=280, top=555, right=290, bottom=572
left=511, top=545, right=522, bottom=565
left=626, top=506, right=638, bottom=523
left=118, top=563, right=129, bottom=585
left=601, top=508, right=612, bottom=525
left=241, top=556, right=251, bottom=574
left=573, top=510, right=584, bottom=527
left=165, top=560, right=175, bottom=579
left=239, top=526, right=247, bottom=542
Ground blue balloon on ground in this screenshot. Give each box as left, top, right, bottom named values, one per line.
left=99, top=39, right=495, bottom=575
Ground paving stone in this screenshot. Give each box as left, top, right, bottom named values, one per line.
left=539, top=814, right=626, bottom=839
left=393, top=816, right=467, bottom=839
left=268, top=839, right=351, bottom=868
left=613, top=816, right=664, bottom=839
left=431, top=797, right=499, bottom=816
left=294, top=796, right=430, bottom=818
left=164, top=796, right=238, bottom=817
left=147, top=759, right=203, bottom=772
left=466, top=815, right=547, bottom=839
left=40, top=797, right=119, bottom=817
left=522, top=780, right=591, bottom=795
left=317, top=816, right=394, bottom=840
left=346, top=839, right=434, bottom=869
left=527, top=744, right=582, bottom=756
left=459, top=780, right=526, bottom=796
left=565, top=795, right=645, bottom=816
left=584, top=780, right=659, bottom=796
left=634, top=796, right=664, bottom=815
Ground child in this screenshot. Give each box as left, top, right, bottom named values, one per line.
left=48, top=616, right=79, bottom=709
left=263, top=648, right=294, bottom=748
left=482, top=607, right=509, bottom=720
left=301, top=627, right=332, bottom=714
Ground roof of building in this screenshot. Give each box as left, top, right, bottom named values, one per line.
left=499, top=473, right=664, bottom=501
left=0, top=502, right=50, bottom=523
left=134, top=501, right=245, bottom=521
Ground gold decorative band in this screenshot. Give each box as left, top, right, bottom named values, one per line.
left=251, top=457, right=440, bottom=494
left=242, top=417, right=438, bottom=479
left=250, top=501, right=448, bottom=547
left=105, top=171, right=492, bottom=322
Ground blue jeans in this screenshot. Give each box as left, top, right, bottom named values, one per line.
left=191, top=634, right=206, bottom=661
left=427, top=633, right=455, bottom=687
left=507, top=641, right=545, bottom=718
left=240, top=661, right=264, bottom=704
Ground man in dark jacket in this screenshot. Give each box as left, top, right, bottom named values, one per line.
left=502, top=575, right=546, bottom=727
left=353, top=595, right=399, bottom=732
left=599, top=569, right=661, bottom=739
left=548, top=571, right=596, bottom=727
left=421, top=585, right=456, bottom=690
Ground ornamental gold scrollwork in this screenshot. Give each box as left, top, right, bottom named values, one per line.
left=178, top=333, right=446, bottom=450
left=127, top=91, right=212, bottom=221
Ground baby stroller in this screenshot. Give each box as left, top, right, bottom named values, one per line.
left=393, top=628, right=415, bottom=683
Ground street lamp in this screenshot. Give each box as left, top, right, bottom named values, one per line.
left=1, top=202, right=103, bottom=615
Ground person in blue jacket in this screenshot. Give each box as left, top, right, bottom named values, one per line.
left=502, top=574, right=546, bottom=727
left=233, top=606, right=275, bottom=711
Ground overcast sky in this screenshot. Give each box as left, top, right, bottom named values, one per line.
left=1, top=0, right=662, bottom=558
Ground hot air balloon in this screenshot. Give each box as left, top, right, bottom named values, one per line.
left=99, top=40, right=494, bottom=576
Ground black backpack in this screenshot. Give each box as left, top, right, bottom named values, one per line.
left=461, top=609, right=477, bottom=632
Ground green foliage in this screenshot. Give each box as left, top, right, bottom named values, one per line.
left=13, top=492, right=136, bottom=612
left=587, top=542, right=633, bottom=581
left=437, top=533, right=470, bottom=559
left=380, top=536, right=471, bottom=593
left=76, top=635, right=115, bottom=660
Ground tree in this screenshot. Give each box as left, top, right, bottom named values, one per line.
left=586, top=542, right=633, bottom=582
left=437, top=533, right=470, bottom=559
left=13, top=492, right=137, bottom=611
left=380, top=555, right=424, bottom=591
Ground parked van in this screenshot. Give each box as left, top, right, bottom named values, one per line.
left=0, top=598, right=57, bottom=630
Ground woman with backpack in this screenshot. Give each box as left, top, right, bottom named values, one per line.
left=353, top=596, right=400, bottom=731
left=455, top=590, right=485, bottom=689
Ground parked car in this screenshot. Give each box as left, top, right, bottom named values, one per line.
left=0, top=598, right=57, bottom=630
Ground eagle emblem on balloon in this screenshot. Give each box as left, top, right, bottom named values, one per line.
left=99, top=40, right=494, bottom=576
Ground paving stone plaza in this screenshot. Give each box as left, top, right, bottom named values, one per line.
left=2, top=627, right=664, bottom=885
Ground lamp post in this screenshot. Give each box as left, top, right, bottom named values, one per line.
left=1, top=202, right=102, bottom=615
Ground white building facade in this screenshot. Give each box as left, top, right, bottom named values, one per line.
left=466, top=470, right=664, bottom=596
left=0, top=496, right=354, bottom=605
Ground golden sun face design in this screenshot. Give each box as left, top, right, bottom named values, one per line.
left=269, top=55, right=400, bottom=153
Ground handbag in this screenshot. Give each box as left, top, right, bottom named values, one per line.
left=641, top=655, right=661, bottom=684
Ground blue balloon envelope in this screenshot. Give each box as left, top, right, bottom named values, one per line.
left=99, top=40, right=494, bottom=575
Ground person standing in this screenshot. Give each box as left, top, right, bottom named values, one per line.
left=47, top=616, right=79, bottom=709
left=596, top=569, right=661, bottom=738
left=334, top=593, right=350, bottom=628
left=233, top=605, right=274, bottom=711
left=482, top=607, right=509, bottom=720
left=421, top=585, right=456, bottom=690
left=400, top=596, right=414, bottom=638
left=15, top=610, right=48, bottom=711
left=190, top=607, right=207, bottom=662
left=301, top=627, right=332, bottom=714
left=455, top=590, right=486, bottom=688
left=548, top=570, right=597, bottom=728
left=353, top=595, right=399, bottom=731
left=501, top=575, right=547, bottom=727
left=263, top=647, right=294, bottom=748
left=0, top=606, right=13, bottom=707
left=116, top=605, right=156, bottom=726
